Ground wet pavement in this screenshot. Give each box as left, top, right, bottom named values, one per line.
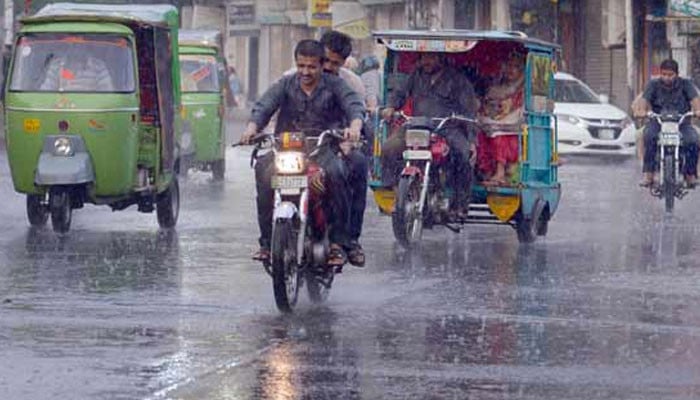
left=1, top=138, right=700, bottom=399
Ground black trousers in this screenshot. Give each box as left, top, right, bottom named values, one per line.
left=344, top=148, right=368, bottom=242
left=255, top=150, right=350, bottom=249
left=643, top=120, right=699, bottom=176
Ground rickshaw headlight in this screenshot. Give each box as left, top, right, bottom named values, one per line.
left=275, top=152, right=305, bottom=174
left=405, top=129, right=431, bottom=147
left=53, top=137, right=74, bottom=157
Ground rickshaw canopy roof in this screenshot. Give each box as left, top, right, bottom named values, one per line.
left=24, top=3, right=179, bottom=28
left=373, top=29, right=560, bottom=52
left=179, top=30, right=222, bottom=50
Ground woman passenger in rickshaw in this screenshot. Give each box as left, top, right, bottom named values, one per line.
left=476, top=51, right=526, bottom=186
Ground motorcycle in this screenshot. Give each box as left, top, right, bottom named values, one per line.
left=240, top=129, right=346, bottom=313
left=645, top=111, right=695, bottom=212
left=390, top=113, right=477, bottom=248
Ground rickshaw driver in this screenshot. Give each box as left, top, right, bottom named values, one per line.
left=241, top=39, right=364, bottom=266
left=40, top=52, right=114, bottom=91
left=634, top=58, right=700, bottom=188
left=320, top=30, right=369, bottom=267
left=381, top=52, right=478, bottom=217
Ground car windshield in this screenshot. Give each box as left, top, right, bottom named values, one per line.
left=554, top=78, right=600, bottom=103
left=180, top=55, right=220, bottom=93
left=9, top=33, right=135, bottom=93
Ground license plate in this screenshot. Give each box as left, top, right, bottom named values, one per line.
left=661, top=122, right=680, bottom=134
left=272, top=175, right=307, bottom=189
left=598, top=128, right=615, bottom=140
left=660, top=133, right=680, bottom=146
left=403, top=149, right=432, bottom=160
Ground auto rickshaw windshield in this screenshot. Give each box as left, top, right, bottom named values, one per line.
left=9, top=33, right=135, bottom=93
left=180, top=54, right=220, bottom=93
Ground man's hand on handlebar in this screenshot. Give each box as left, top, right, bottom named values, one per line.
left=381, top=107, right=395, bottom=121
left=240, top=122, right=258, bottom=145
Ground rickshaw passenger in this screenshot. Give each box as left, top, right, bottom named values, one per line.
left=477, top=53, right=525, bottom=185
left=381, top=52, right=478, bottom=216
left=240, top=39, right=364, bottom=266
left=40, top=54, right=114, bottom=92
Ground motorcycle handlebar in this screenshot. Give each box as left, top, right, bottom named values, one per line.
left=646, top=111, right=694, bottom=123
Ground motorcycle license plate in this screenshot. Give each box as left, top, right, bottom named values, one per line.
left=661, top=122, right=680, bottom=134
left=660, top=133, right=680, bottom=146
left=272, top=175, right=307, bottom=189
left=598, top=128, right=615, bottom=140
left=403, top=149, right=432, bottom=160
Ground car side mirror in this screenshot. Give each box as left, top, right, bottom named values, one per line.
left=599, top=94, right=609, bottom=104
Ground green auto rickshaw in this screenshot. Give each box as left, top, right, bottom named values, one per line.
left=4, top=3, right=182, bottom=233
left=178, top=29, right=226, bottom=180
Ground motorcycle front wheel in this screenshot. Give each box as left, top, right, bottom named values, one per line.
left=271, top=219, right=300, bottom=313
left=663, top=153, right=675, bottom=213
left=392, top=175, right=423, bottom=249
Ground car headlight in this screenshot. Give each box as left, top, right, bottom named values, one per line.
left=557, top=113, right=585, bottom=126
left=621, top=116, right=633, bottom=130
left=275, top=151, right=305, bottom=174
left=53, top=137, right=74, bottom=156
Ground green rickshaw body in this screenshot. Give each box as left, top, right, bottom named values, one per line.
left=370, top=30, right=561, bottom=242
left=5, top=3, right=183, bottom=231
left=179, top=44, right=225, bottom=165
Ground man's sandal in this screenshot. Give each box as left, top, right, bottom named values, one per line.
left=347, top=242, right=365, bottom=267
left=327, top=244, right=347, bottom=267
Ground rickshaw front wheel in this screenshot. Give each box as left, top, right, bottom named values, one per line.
left=50, top=189, right=72, bottom=234
left=26, top=194, right=49, bottom=227
left=157, top=178, right=180, bottom=229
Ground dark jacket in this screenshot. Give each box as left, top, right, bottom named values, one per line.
left=643, top=77, right=699, bottom=114
left=389, top=65, right=477, bottom=119
left=250, top=73, right=364, bottom=134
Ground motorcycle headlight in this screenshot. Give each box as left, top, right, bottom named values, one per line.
left=557, top=113, right=585, bottom=126
left=275, top=151, right=305, bottom=174
left=405, top=129, right=431, bottom=148
left=180, top=132, right=193, bottom=151
left=53, top=137, right=74, bottom=156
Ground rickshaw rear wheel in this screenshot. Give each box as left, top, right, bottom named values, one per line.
left=49, top=189, right=72, bottom=234
left=27, top=194, right=48, bottom=227
left=393, top=175, right=422, bottom=249
left=212, top=159, right=225, bottom=181
left=516, top=201, right=546, bottom=244
left=157, top=178, right=180, bottom=228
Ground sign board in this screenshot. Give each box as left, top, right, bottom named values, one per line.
left=309, top=0, right=332, bottom=28
left=670, top=0, right=700, bottom=16
left=333, top=1, right=369, bottom=39
left=228, top=1, right=259, bottom=36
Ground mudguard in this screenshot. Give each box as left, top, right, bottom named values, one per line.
left=401, top=164, right=423, bottom=177
left=34, top=136, right=95, bottom=186
left=273, top=202, right=298, bottom=220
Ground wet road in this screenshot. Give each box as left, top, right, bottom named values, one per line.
left=1, top=139, right=700, bottom=399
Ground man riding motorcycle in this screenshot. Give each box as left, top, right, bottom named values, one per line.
left=241, top=39, right=364, bottom=266
left=381, top=52, right=478, bottom=217
left=634, top=58, right=700, bottom=188
left=319, top=30, right=369, bottom=267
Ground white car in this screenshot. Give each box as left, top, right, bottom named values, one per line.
left=554, top=72, right=636, bottom=156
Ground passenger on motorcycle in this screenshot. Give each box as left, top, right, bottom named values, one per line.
left=381, top=52, right=478, bottom=217
left=241, top=39, right=364, bottom=266
left=319, top=30, right=369, bottom=267
left=634, top=59, right=700, bottom=188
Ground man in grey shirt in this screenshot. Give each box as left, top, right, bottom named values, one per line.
left=241, top=39, right=364, bottom=266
